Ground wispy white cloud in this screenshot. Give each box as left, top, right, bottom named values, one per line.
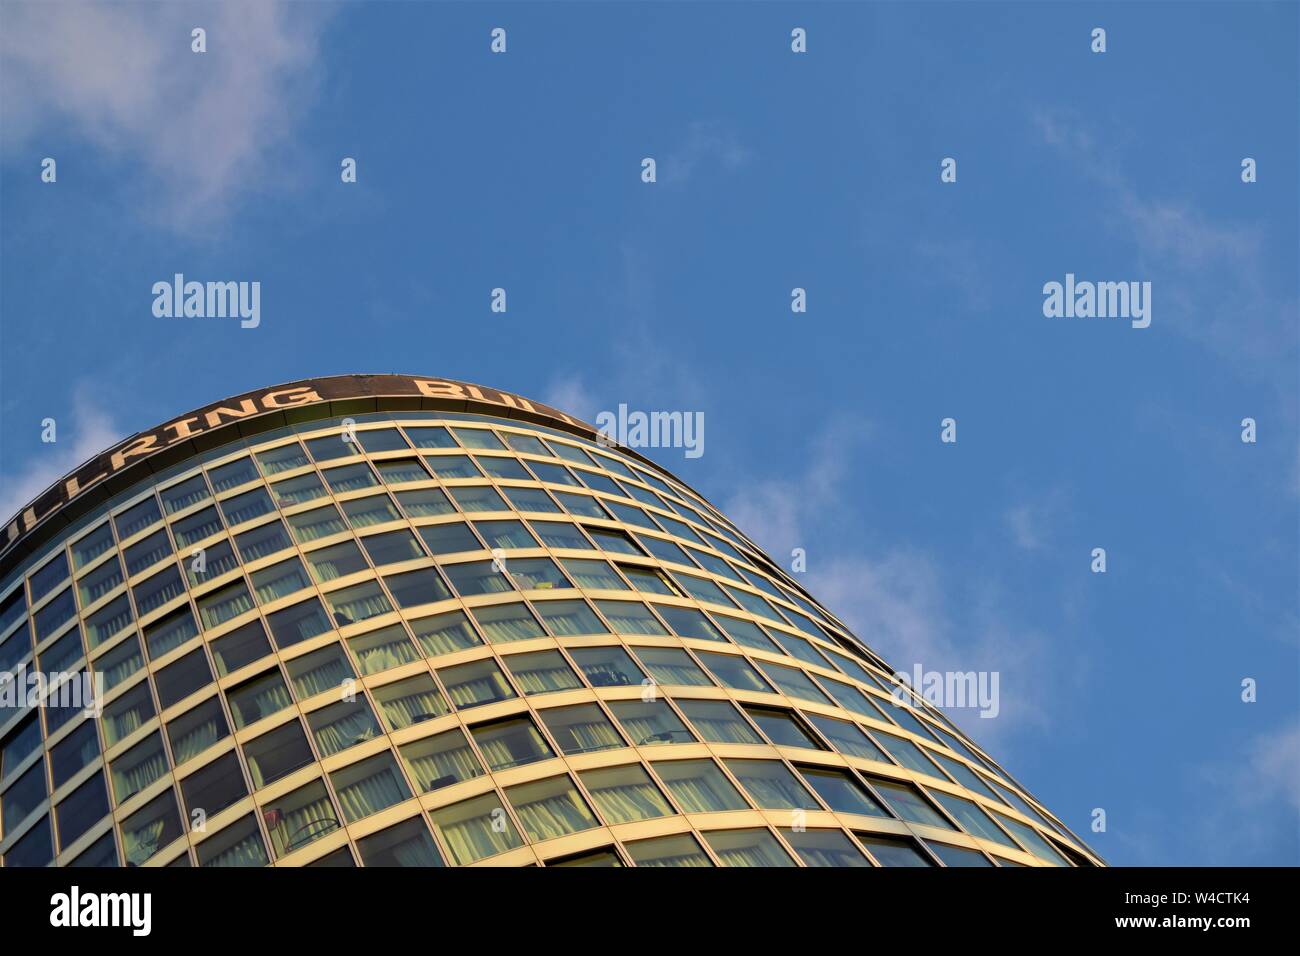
left=0, top=1, right=334, bottom=232
left=1004, top=485, right=1070, bottom=552
left=662, top=120, right=751, bottom=185
left=541, top=374, right=599, bottom=425
left=0, top=384, right=123, bottom=527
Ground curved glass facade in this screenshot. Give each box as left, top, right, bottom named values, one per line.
left=0, top=384, right=1100, bottom=867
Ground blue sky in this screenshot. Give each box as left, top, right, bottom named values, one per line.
left=1, top=2, right=1296, bottom=864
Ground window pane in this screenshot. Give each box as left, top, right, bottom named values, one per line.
left=580, top=765, right=672, bottom=824
left=783, top=828, right=870, bottom=867
left=286, top=644, right=355, bottom=699
left=929, top=791, right=1019, bottom=849
left=635, top=647, right=712, bottom=686
left=654, top=759, right=749, bottom=813
left=110, top=732, right=168, bottom=803
left=626, top=833, right=713, bottom=868
left=372, top=674, right=447, bottom=730
left=532, top=599, right=607, bottom=636
left=697, top=652, right=771, bottom=693
left=430, top=793, right=523, bottom=865
left=568, top=646, right=644, bottom=687
left=209, top=457, right=259, bottom=492
left=538, top=704, right=623, bottom=755
left=227, top=669, right=293, bottom=728
left=219, top=488, right=274, bottom=526
left=608, top=700, right=693, bottom=746
left=264, top=780, right=342, bottom=859
left=329, top=751, right=410, bottom=823
left=417, top=522, right=480, bottom=556
left=471, top=717, right=553, bottom=771
left=870, top=779, right=954, bottom=829
left=806, top=714, right=888, bottom=762
left=502, top=650, right=581, bottom=695
left=426, top=455, right=480, bottom=479
left=438, top=659, right=515, bottom=709
left=267, top=599, right=330, bottom=649
left=243, top=720, right=313, bottom=788
left=307, top=698, right=381, bottom=757
left=396, top=487, right=455, bottom=518
left=800, top=768, right=888, bottom=816
left=197, top=814, right=269, bottom=867
left=677, top=700, right=762, bottom=745
left=342, top=494, right=403, bottom=529
left=410, top=610, right=481, bottom=656
left=256, top=442, right=310, bottom=475
left=594, top=600, right=667, bottom=635
left=121, top=790, right=183, bottom=866
left=745, top=707, right=821, bottom=749
left=400, top=729, right=483, bottom=792
left=180, top=751, right=248, bottom=819
left=404, top=426, right=457, bottom=449
left=444, top=560, right=512, bottom=597
left=927, top=841, right=995, bottom=866
left=471, top=602, right=545, bottom=643
left=704, top=828, right=795, bottom=867
left=166, top=697, right=229, bottom=765
left=725, top=759, right=820, bottom=811
left=858, top=834, right=934, bottom=867
left=357, top=817, right=444, bottom=867
left=348, top=624, right=419, bottom=675
left=506, top=775, right=597, bottom=841
left=559, top=558, right=626, bottom=591
left=210, top=620, right=271, bottom=677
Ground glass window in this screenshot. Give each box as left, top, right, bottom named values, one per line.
left=568, top=645, right=645, bottom=687
left=209, top=457, right=259, bottom=492
left=532, top=598, right=607, bottom=636
left=102, top=683, right=154, bottom=748
left=219, top=488, right=274, bottom=526
left=559, top=558, right=627, bottom=591
left=243, top=719, right=313, bottom=788
left=506, top=775, right=598, bottom=841
left=927, top=841, right=994, bottom=866
left=396, top=487, right=455, bottom=518
left=555, top=492, right=608, bottom=519
left=132, top=565, right=186, bottom=616
left=270, top=472, right=327, bottom=507
left=196, top=581, right=254, bottom=630
left=672, top=574, right=734, bottom=608
left=425, top=455, right=480, bottom=480
left=307, top=697, right=381, bottom=757
left=430, top=793, right=523, bottom=866
left=538, top=704, right=623, bottom=755
left=355, top=427, right=410, bottom=453
left=83, top=597, right=131, bottom=652
left=357, top=817, right=443, bottom=867
left=77, top=556, right=124, bottom=608
left=266, top=598, right=330, bottom=649
left=109, top=732, right=168, bottom=803
left=621, top=565, right=678, bottom=595
left=33, top=587, right=75, bottom=641
left=806, top=714, right=888, bottom=762
left=635, top=647, right=712, bottom=687
left=143, top=606, right=198, bottom=658
left=580, top=765, right=672, bottom=824
left=606, top=502, right=657, bottom=530
left=504, top=487, right=563, bottom=515
left=471, top=717, right=554, bottom=771
left=653, top=759, right=749, bottom=813
left=873, top=730, right=942, bottom=777
left=227, top=668, right=293, bottom=729
left=869, top=778, right=954, bottom=829
left=172, top=506, right=223, bottom=548
left=372, top=674, right=447, bottom=729
left=529, top=461, right=580, bottom=486
left=417, top=521, right=480, bottom=555
left=704, top=828, right=796, bottom=867
left=697, top=651, right=772, bottom=693
left=656, top=605, right=726, bottom=642
left=71, top=523, right=115, bottom=571
left=50, top=720, right=100, bottom=788
left=528, top=521, right=591, bottom=550
left=595, top=600, right=667, bottom=635
left=155, top=648, right=213, bottom=708
left=375, top=458, right=430, bottom=485
left=503, top=650, right=581, bottom=695
left=588, top=528, right=642, bottom=555
left=745, top=707, right=822, bottom=749
left=1, top=713, right=42, bottom=779
left=166, top=697, right=229, bottom=765
left=330, top=751, right=410, bottom=823
left=476, top=456, right=529, bottom=480
left=400, top=728, right=483, bottom=792
left=769, top=630, right=828, bottom=668
left=409, top=610, right=481, bottom=656
left=452, top=428, right=504, bottom=450
left=757, top=661, right=830, bottom=704
left=929, top=791, right=1019, bottom=849
left=451, top=487, right=510, bottom=514
left=818, top=678, right=881, bottom=720
left=253, top=560, right=313, bottom=608
left=184, top=540, right=239, bottom=587
left=548, top=442, right=596, bottom=467
left=473, top=520, right=533, bottom=548
left=300, top=541, right=366, bottom=585
left=576, top=471, right=621, bottom=495
left=196, top=813, right=269, bottom=867
left=324, top=580, right=392, bottom=625
left=120, top=790, right=183, bottom=866
left=507, top=557, right=569, bottom=591
left=305, top=433, right=357, bottom=464
left=382, top=567, right=451, bottom=609
left=348, top=624, right=419, bottom=675
left=286, top=644, right=355, bottom=699
left=637, top=536, right=695, bottom=566
left=438, top=659, right=515, bottom=709
left=0, top=615, right=32, bottom=672
left=123, top=530, right=171, bottom=576
left=114, top=497, right=161, bottom=542
left=2, top=762, right=47, bottom=832
left=471, top=602, right=545, bottom=643
left=608, top=700, right=693, bottom=746
left=286, top=506, right=347, bottom=544
left=993, top=814, right=1071, bottom=866
left=725, top=759, right=820, bottom=810
left=501, top=432, right=547, bottom=455
left=444, top=560, right=512, bottom=597
left=68, top=830, right=120, bottom=867
left=674, top=699, right=760, bottom=745
left=404, top=425, right=457, bottom=449
left=256, top=442, right=310, bottom=475
left=626, top=833, right=713, bottom=868
left=323, top=462, right=378, bottom=494
left=550, top=849, right=622, bottom=867
left=783, top=828, right=870, bottom=867
left=858, top=834, right=934, bottom=867
left=264, top=780, right=342, bottom=859
left=341, top=494, right=403, bottom=528
left=210, top=619, right=271, bottom=676
left=180, top=751, right=248, bottom=819
left=800, top=767, right=889, bottom=816
left=359, top=530, right=424, bottom=567
left=39, top=627, right=84, bottom=673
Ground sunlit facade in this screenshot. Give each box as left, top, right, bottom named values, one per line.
left=0, top=375, right=1101, bottom=867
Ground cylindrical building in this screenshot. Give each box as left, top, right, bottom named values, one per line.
left=0, top=375, right=1100, bottom=867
